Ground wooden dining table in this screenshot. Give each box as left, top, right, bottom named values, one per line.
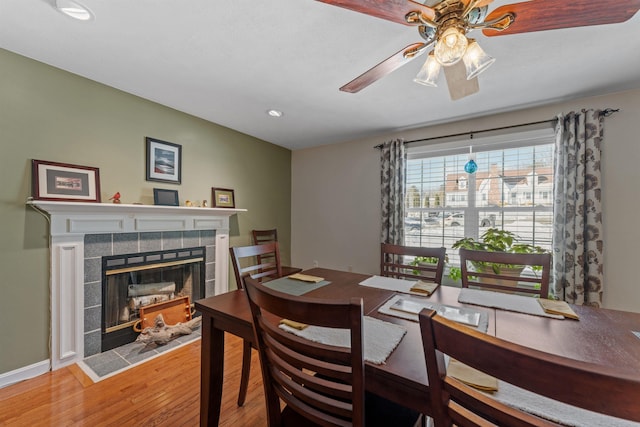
left=194, top=267, right=640, bottom=427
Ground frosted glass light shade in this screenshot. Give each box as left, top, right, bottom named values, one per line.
left=463, top=39, right=496, bottom=80
left=434, top=27, right=468, bottom=65
left=414, top=52, right=441, bottom=87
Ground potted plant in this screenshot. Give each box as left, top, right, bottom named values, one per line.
left=409, top=254, right=448, bottom=275
left=448, top=228, right=549, bottom=283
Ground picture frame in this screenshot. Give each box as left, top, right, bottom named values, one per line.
left=145, top=137, right=182, bottom=184
left=211, top=187, right=235, bottom=208
left=32, top=159, right=101, bottom=202
left=153, top=188, right=179, bottom=206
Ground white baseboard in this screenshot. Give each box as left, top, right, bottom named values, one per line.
left=0, top=360, right=50, bottom=389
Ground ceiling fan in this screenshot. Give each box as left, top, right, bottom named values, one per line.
left=315, top=0, right=640, bottom=100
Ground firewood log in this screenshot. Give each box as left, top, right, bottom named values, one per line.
left=129, top=294, right=173, bottom=309
left=135, top=313, right=201, bottom=346
left=127, top=282, right=176, bottom=297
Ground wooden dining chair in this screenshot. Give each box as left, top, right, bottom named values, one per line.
left=252, top=228, right=303, bottom=277
left=252, top=228, right=279, bottom=245
left=381, top=243, right=446, bottom=283
left=229, top=242, right=284, bottom=407
left=251, top=228, right=279, bottom=263
left=458, top=248, right=551, bottom=298
left=419, top=309, right=640, bottom=426
left=244, top=276, right=423, bottom=427
left=231, top=242, right=284, bottom=287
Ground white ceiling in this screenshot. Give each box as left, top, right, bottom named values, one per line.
left=1, top=0, right=639, bottom=150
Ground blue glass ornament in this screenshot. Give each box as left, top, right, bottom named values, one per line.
left=464, top=159, right=477, bottom=174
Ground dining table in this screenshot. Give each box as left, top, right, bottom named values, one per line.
left=194, top=267, right=640, bottom=427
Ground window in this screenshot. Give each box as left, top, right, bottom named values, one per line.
left=404, top=126, right=555, bottom=267
left=458, top=177, right=467, bottom=189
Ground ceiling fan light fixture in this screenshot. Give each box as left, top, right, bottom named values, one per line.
left=55, top=0, right=94, bottom=21
left=462, top=39, right=496, bottom=80
left=434, top=27, right=468, bottom=66
left=414, top=52, right=441, bottom=87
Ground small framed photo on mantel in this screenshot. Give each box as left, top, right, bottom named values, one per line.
left=145, top=137, right=181, bottom=184
left=153, top=188, right=179, bottom=206
left=212, top=187, right=235, bottom=208
left=32, top=159, right=101, bottom=203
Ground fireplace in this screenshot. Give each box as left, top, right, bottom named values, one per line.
left=101, top=247, right=206, bottom=352
left=27, top=200, right=245, bottom=369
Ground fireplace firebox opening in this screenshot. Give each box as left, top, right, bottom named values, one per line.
left=101, top=247, right=205, bottom=352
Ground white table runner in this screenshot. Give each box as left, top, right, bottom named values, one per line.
left=458, top=288, right=564, bottom=319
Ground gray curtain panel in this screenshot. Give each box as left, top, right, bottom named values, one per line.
left=380, top=139, right=406, bottom=245
left=552, top=109, right=604, bottom=307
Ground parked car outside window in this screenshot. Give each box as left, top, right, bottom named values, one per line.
left=404, top=217, right=422, bottom=231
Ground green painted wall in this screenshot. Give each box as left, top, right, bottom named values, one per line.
left=0, top=48, right=292, bottom=375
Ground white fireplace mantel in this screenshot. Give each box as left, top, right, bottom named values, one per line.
left=27, top=200, right=246, bottom=369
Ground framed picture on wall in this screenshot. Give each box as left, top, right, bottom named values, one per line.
left=212, top=187, right=235, bottom=208
left=145, top=137, right=182, bottom=184
left=32, top=159, right=101, bottom=202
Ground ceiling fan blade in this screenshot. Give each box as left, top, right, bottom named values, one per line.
left=315, top=0, right=435, bottom=25
left=482, top=0, right=640, bottom=37
left=443, top=61, right=479, bottom=101
left=340, top=43, right=427, bottom=93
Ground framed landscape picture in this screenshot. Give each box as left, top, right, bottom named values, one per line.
left=212, top=187, right=235, bottom=208
left=32, top=159, right=101, bottom=202
left=145, top=137, right=182, bottom=184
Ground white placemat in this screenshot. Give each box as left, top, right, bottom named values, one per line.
left=359, top=275, right=439, bottom=296
left=458, top=288, right=564, bottom=319
left=490, top=381, right=640, bottom=427
left=263, top=276, right=331, bottom=296
left=279, top=316, right=406, bottom=365
left=441, top=354, right=639, bottom=427
left=378, top=294, right=489, bottom=332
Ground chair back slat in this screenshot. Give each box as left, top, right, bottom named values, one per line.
left=251, top=229, right=279, bottom=265
left=230, top=242, right=283, bottom=289
left=459, top=248, right=551, bottom=297
left=419, top=309, right=640, bottom=426
left=244, top=276, right=365, bottom=427
left=252, top=228, right=278, bottom=245
left=380, top=243, right=446, bottom=283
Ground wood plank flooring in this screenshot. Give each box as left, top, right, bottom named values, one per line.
left=0, top=334, right=267, bottom=426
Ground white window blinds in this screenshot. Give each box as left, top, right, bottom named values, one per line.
left=405, top=125, right=555, bottom=266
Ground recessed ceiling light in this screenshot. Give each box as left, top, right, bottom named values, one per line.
left=55, top=0, right=94, bottom=21
left=267, top=109, right=283, bottom=118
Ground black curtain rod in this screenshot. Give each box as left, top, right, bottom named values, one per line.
left=374, top=108, right=619, bottom=149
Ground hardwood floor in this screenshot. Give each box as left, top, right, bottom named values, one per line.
left=0, top=335, right=267, bottom=426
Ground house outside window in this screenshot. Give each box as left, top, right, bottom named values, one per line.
left=403, top=126, right=555, bottom=268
